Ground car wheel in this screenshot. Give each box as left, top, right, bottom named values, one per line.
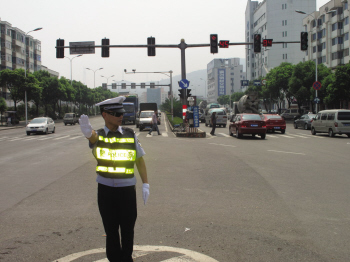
left=304, top=123, right=308, bottom=130
left=236, top=129, right=241, bottom=139
left=139, top=127, right=143, bottom=132
left=45, top=128, right=48, bottom=135
left=52, top=127, right=55, bottom=133
left=347, top=134, right=350, bottom=138
left=328, top=129, right=335, bottom=137
left=281, top=130, right=285, bottom=134
left=64, top=123, right=67, bottom=126
left=205, top=122, right=207, bottom=127
left=294, top=123, right=298, bottom=129
left=223, top=125, right=226, bottom=128
left=252, top=134, right=256, bottom=137
left=261, top=133, right=266, bottom=139
left=26, top=132, right=30, bottom=136
left=132, top=121, right=135, bottom=125
left=136, top=124, right=139, bottom=128
left=311, top=127, right=317, bottom=135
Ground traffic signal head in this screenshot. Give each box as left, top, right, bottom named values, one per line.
left=102, top=38, right=110, bottom=57
left=178, top=89, right=185, bottom=99
left=210, top=34, right=218, bottom=54
left=147, top=37, right=156, bottom=56
left=254, top=34, right=261, bottom=53
left=300, top=32, right=308, bottom=51
left=56, top=39, right=64, bottom=58
left=186, top=89, right=192, bottom=97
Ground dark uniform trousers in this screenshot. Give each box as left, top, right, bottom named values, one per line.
left=98, top=183, right=137, bottom=262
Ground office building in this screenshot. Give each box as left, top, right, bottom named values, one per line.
left=301, top=0, right=349, bottom=67
left=207, top=58, right=246, bottom=103
left=245, top=0, right=316, bottom=80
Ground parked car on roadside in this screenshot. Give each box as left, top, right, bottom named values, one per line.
left=280, top=108, right=302, bottom=120
left=63, top=113, right=79, bottom=125
left=262, top=114, right=286, bottom=133
left=205, top=108, right=228, bottom=128
left=229, top=113, right=266, bottom=139
left=311, top=109, right=350, bottom=137
left=294, top=114, right=316, bottom=130
left=26, top=117, right=55, bottom=135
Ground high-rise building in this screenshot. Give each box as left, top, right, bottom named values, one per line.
left=245, top=0, right=316, bottom=80
left=206, top=58, right=246, bottom=103
left=301, top=0, right=349, bottom=67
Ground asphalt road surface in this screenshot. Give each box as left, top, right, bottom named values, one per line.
left=0, top=114, right=349, bottom=262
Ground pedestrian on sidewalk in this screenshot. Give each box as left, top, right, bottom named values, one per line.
left=210, top=111, right=217, bottom=136
left=148, top=110, right=161, bottom=135
left=79, top=96, right=149, bottom=262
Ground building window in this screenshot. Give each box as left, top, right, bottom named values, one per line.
left=282, top=4, right=284, bottom=10
left=322, top=56, right=326, bottom=63
left=345, top=33, right=349, bottom=41
left=285, top=31, right=287, bottom=37
left=322, top=28, right=326, bottom=38
left=313, top=46, right=317, bottom=53
left=285, top=20, right=287, bottom=26
left=318, top=31, right=322, bottom=39
left=285, top=54, right=287, bottom=59
left=312, top=33, right=317, bottom=41
left=283, top=54, right=285, bottom=59
left=345, top=17, right=349, bottom=25
left=332, top=38, right=337, bottom=45
left=312, top=20, right=316, bottom=28
left=338, top=37, right=343, bottom=45
left=338, top=22, right=343, bottom=30
left=282, top=20, right=284, bottom=26
left=282, top=32, right=284, bottom=37
left=344, top=48, right=349, bottom=56
left=332, top=23, right=337, bottom=31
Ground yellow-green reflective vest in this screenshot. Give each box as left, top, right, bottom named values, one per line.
left=93, top=128, right=136, bottom=179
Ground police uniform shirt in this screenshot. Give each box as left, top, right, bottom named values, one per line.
left=89, top=126, right=145, bottom=187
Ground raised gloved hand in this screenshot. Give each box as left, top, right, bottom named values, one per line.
left=79, top=114, right=93, bottom=138
left=142, top=183, right=150, bottom=205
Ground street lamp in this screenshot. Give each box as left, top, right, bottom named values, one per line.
left=86, top=67, right=103, bottom=88
left=25, top=27, right=42, bottom=125
left=101, top=75, right=115, bottom=86
left=296, top=9, right=336, bottom=113
left=65, top=54, right=83, bottom=85
left=200, top=78, right=207, bottom=100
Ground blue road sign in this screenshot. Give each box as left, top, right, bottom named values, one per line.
left=193, top=106, right=199, bottom=128
left=241, top=80, right=249, bottom=86
left=314, top=97, right=321, bottom=104
left=179, top=79, right=190, bottom=89
left=254, top=80, right=261, bottom=86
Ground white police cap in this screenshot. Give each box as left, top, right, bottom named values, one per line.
left=96, top=96, right=126, bottom=112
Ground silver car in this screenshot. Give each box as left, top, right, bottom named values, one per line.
left=26, top=117, right=56, bottom=135
left=205, top=108, right=228, bottom=128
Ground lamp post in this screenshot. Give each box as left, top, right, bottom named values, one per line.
left=24, top=27, right=42, bottom=125
left=86, top=67, right=103, bottom=88
left=101, top=75, right=115, bottom=86
left=200, top=78, right=207, bottom=100
left=124, top=69, right=173, bottom=120
left=296, top=9, right=336, bottom=113
left=65, top=55, right=83, bottom=85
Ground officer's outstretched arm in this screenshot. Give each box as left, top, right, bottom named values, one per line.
left=79, top=114, right=98, bottom=144
left=135, top=157, right=148, bottom=184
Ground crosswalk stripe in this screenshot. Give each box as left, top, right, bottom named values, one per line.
left=53, top=135, right=70, bottom=140
left=288, top=134, right=309, bottom=138
left=69, top=136, right=84, bottom=140
left=280, top=135, right=295, bottom=138
left=266, top=135, right=279, bottom=138
left=218, top=133, right=231, bottom=137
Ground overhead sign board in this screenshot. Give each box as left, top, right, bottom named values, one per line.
left=241, top=80, right=249, bottom=86
left=314, top=97, right=321, bottom=104
left=254, top=80, right=261, bottom=86
left=69, top=41, right=95, bottom=54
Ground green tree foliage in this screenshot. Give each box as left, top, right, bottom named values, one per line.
left=160, top=97, right=183, bottom=118
left=0, top=96, right=8, bottom=115
left=324, top=63, right=350, bottom=108
left=232, top=92, right=245, bottom=102
left=217, top=95, right=230, bottom=106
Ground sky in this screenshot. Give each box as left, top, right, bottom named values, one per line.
left=2, top=0, right=331, bottom=97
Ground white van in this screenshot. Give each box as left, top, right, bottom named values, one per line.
left=205, top=108, right=228, bottom=128
left=311, top=109, right=350, bottom=137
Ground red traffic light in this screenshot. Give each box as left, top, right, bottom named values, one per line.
left=219, top=40, right=229, bottom=48
left=262, top=39, right=273, bottom=47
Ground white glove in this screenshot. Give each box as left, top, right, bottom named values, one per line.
left=142, top=183, right=150, bottom=205
left=79, top=114, right=93, bottom=138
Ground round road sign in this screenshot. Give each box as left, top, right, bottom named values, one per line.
left=262, top=79, right=267, bottom=85
left=313, top=81, right=321, bottom=90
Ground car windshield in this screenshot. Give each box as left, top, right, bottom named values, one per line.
left=242, top=115, right=262, bottom=120
left=64, top=114, right=73, bottom=118
left=140, top=112, right=153, bottom=118
left=266, top=115, right=282, bottom=119
left=30, top=118, right=47, bottom=124
left=123, top=105, right=134, bottom=113
left=338, top=112, right=350, bottom=120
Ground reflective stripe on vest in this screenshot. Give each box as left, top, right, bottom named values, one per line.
left=96, top=147, right=136, bottom=161
left=96, top=166, right=134, bottom=174
left=99, top=136, right=135, bottom=144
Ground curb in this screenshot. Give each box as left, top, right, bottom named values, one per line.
left=166, top=114, right=206, bottom=138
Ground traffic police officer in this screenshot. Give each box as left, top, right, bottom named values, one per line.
left=79, top=96, right=149, bottom=262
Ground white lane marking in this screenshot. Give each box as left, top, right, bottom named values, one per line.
left=37, top=136, right=53, bottom=140
left=8, top=137, right=25, bottom=141
left=268, top=150, right=305, bottom=155
left=21, top=137, right=38, bottom=141
left=135, top=132, right=140, bottom=136
left=53, top=245, right=218, bottom=262
left=288, top=134, right=309, bottom=138
left=69, top=136, right=84, bottom=140
left=209, top=143, right=236, bottom=148
left=162, top=132, right=168, bottom=137
left=53, top=135, right=71, bottom=140
left=218, top=133, right=231, bottom=137
left=280, top=135, right=295, bottom=138
left=298, top=133, right=324, bottom=139
left=266, top=135, right=279, bottom=138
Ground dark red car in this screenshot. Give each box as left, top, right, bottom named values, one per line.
left=229, top=113, right=267, bottom=139
left=262, top=114, right=286, bottom=134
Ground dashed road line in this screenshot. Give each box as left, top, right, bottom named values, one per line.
left=209, top=142, right=236, bottom=147
left=268, top=149, right=305, bottom=155
left=280, top=135, right=295, bottom=139
left=218, top=133, right=231, bottom=137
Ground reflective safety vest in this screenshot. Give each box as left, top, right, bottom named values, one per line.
left=93, top=128, right=136, bottom=179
